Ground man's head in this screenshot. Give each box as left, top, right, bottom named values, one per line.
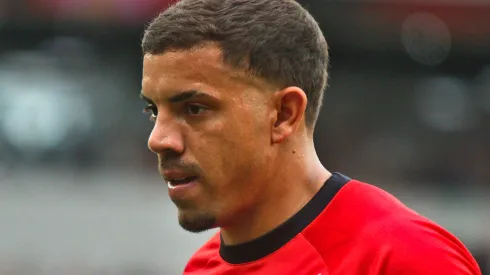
left=141, top=0, right=329, bottom=233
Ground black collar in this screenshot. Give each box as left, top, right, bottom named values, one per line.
left=219, top=172, right=350, bottom=264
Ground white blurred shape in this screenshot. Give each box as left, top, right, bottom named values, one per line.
left=0, top=51, right=93, bottom=156
left=1, top=88, right=93, bottom=155
left=401, top=12, right=451, bottom=66
left=414, top=77, right=477, bottom=132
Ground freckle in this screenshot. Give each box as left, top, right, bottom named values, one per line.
left=292, top=150, right=296, bottom=154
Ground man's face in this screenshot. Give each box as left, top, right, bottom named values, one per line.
left=141, top=44, right=275, bottom=232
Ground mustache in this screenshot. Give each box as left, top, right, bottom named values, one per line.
left=158, top=159, right=202, bottom=174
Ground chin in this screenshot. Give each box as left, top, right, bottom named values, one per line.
left=178, top=211, right=217, bottom=233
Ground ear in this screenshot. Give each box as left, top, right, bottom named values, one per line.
left=271, top=86, right=308, bottom=144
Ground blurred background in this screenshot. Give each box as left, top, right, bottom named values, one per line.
left=0, top=0, right=489, bottom=274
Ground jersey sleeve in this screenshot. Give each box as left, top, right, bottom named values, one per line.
left=381, top=219, right=482, bottom=275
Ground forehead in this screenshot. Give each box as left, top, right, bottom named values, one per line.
left=142, top=44, right=276, bottom=99
left=143, top=45, right=243, bottom=94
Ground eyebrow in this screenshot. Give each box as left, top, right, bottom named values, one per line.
left=168, top=90, right=200, bottom=103
left=140, top=90, right=215, bottom=104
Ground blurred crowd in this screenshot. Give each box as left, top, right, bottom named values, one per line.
left=0, top=0, right=489, bottom=273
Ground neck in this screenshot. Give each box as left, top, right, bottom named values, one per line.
left=220, top=140, right=331, bottom=246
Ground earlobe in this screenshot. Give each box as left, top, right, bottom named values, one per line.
left=271, top=87, right=307, bottom=144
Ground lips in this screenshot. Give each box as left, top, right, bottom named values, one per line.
left=162, top=170, right=198, bottom=187
left=166, top=176, right=198, bottom=187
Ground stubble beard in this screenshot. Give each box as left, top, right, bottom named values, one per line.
left=177, top=209, right=217, bottom=233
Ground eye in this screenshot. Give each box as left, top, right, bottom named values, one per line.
left=143, top=105, right=158, bottom=122
left=185, top=104, right=208, bottom=116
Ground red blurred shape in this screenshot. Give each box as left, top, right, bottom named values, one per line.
left=25, top=0, right=181, bottom=23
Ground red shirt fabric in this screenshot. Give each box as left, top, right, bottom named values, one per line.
left=184, top=173, right=482, bottom=275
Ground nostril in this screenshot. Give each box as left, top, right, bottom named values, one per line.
left=147, top=132, right=185, bottom=155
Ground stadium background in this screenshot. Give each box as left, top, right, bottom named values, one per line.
left=0, top=0, right=489, bottom=273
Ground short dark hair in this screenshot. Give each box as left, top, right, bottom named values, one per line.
left=142, top=0, right=329, bottom=128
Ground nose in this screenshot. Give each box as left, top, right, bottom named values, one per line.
left=147, top=121, right=185, bottom=155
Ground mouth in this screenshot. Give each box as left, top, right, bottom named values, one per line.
left=166, top=176, right=198, bottom=189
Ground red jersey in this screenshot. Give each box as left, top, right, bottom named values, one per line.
left=184, top=173, right=482, bottom=275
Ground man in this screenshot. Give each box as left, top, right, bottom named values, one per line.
left=140, top=0, right=482, bottom=274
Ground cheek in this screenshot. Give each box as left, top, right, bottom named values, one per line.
left=191, top=116, right=267, bottom=177
left=188, top=120, right=234, bottom=180
left=218, top=117, right=270, bottom=178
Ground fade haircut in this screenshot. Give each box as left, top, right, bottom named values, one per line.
left=142, top=0, right=329, bottom=128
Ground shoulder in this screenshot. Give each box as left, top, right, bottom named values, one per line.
left=317, top=180, right=420, bottom=227
left=323, top=180, right=481, bottom=274
left=349, top=181, right=481, bottom=274
left=374, top=216, right=482, bottom=274
left=183, top=232, right=221, bottom=273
